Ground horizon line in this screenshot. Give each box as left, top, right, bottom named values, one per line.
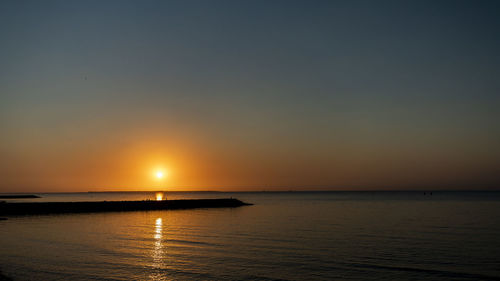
left=2, top=189, right=500, bottom=194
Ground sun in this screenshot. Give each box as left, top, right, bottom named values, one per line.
left=153, top=169, right=168, bottom=180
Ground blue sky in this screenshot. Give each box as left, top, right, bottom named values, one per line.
left=1, top=0, right=499, bottom=191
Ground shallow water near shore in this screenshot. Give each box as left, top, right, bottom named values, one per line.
left=1, top=191, right=500, bottom=280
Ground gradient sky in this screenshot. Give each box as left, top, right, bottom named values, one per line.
left=1, top=0, right=499, bottom=192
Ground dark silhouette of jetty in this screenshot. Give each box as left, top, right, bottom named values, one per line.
left=0, top=198, right=252, bottom=216
left=0, top=195, right=40, bottom=199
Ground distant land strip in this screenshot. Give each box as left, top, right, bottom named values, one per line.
left=0, top=198, right=252, bottom=216
left=0, top=195, right=40, bottom=199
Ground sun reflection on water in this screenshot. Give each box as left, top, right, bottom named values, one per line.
left=156, top=192, right=164, bottom=201
left=153, top=218, right=163, bottom=267
left=151, top=217, right=164, bottom=279
left=155, top=218, right=162, bottom=240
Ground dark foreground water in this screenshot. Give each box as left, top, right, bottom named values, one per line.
left=1, top=191, right=500, bottom=280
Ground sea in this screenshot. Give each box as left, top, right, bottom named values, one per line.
left=1, top=191, right=500, bottom=280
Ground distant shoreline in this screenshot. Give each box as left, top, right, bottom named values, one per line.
left=0, top=195, right=40, bottom=199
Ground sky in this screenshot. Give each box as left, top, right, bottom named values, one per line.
left=1, top=0, right=499, bottom=192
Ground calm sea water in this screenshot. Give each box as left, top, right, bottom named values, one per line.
left=1, top=191, right=500, bottom=280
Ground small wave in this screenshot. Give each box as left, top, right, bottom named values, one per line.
left=350, top=263, right=500, bottom=280
left=166, top=238, right=217, bottom=246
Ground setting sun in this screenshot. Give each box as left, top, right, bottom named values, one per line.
left=153, top=168, right=168, bottom=181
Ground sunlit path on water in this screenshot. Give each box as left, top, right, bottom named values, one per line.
left=150, top=217, right=165, bottom=280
